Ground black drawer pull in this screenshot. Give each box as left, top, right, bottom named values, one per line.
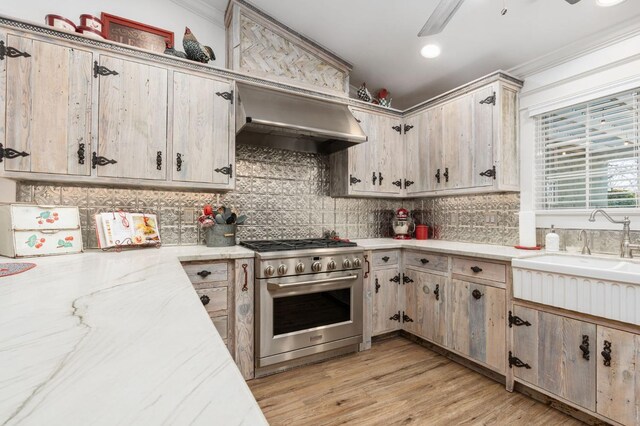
left=472, top=289, right=483, bottom=300
left=580, top=335, right=590, bottom=361
left=200, top=295, right=210, bottom=305
left=601, top=340, right=612, bottom=367
left=375, top=278, right=380, bottom=294
left=470, top=266, right=483, bottom=273
left=433, top=284, right=440, bottom=300
left=197, top=270, right=212, bottom=278
left=381, top=256, right=390, bottom=262
left=420, top=258, right=429, bottom=264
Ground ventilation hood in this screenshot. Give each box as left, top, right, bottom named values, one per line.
left=235, top=83, right=367, bottom=154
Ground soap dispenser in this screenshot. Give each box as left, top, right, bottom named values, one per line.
left=545, top=225, right=560, bottom=252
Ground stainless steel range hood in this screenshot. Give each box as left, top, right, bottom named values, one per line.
left=235, top=83, right=367, bottom=154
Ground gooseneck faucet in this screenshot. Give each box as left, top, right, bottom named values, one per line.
left=588, top=209, right=640, bottom=258
left=579, top=229, right=591, bottom=255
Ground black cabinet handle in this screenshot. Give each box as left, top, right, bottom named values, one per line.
left=197, top=270, right=212, bottom=278
left=214, top=164, right=233, bottom=178
left=435, top=168, right=441, bottom=183
left=372, top=172, right=377, bottom=185
left=77, top=143, right=85, bottom=165
left=420, top=258, right=429, bottom=264
left=389, top=311, right=401, bottom=322
left=364, top=255, right=370, bottom=278
left=404, top=179, right=414, bottom=188
left=433, top=284, right=440, bottom=300
left=350, top=174, right=361, bottom=185
left=580, top=335, right=590, bottom=361
left=480, top=165, right=497, bottom=180
left=443, top=167, right=449, bottom=183
left=176, top=153, right=183, bottom=171
left=0, top=143, right=30, bottom=163
left=156, top=151, right=162, bottom=170
left=471, top=266, right=483, bottom=273
left=375, top=278, right=380, bottom=294
left=472, top=289, right=483, bottom=300
left=241, top=263, right=248, bottom=292
left=92, top=152, right=117, bottom=169
left=200, top=294, right=210, bottom=305
left=93, top=61, right=119, bottom=78
left=392, top=180, right=402, bottom=188
left=601, top=340, right=612, bottom=367
left=381, top=256, right=390, bottom=262
left=379, top=172, right=383, bottom=185
left=0, top=40, right=31, bottom=61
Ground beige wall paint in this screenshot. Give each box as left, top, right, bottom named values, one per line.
left=0, top=178, right=16, bottom=202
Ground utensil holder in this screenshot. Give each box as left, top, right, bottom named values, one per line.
left=205, top=224, right=237, bottom=247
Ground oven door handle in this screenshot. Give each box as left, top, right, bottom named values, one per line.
left=267, top=274, right=359, bottom=291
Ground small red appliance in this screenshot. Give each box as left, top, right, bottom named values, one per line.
left=392, top=208, right=414, bottom=240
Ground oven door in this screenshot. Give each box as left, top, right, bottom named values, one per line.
left=258, top=270, right=363, bottom=361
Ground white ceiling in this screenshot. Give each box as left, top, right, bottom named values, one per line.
left=239, top=0, right=640, bottom=109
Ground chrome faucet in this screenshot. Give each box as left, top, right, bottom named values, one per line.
left=588, top=209, right=640, bottom=258
left=579, top=229, right=591, bottom=255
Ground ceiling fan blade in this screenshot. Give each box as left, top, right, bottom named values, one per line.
left=565, top=0, right=582, bottom=4
left=418, top=0, right=466, bottom=37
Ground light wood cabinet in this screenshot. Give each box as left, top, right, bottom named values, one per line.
left=403, top=78, right=520, bottom=197
left=95, top=55, right=168, bottom=180
left=171, top=72, right=234, bottom=187
left=330, top=108, right=403, bottom=197
left=596, top=326, right=640, bottom=426
left=403, top=268, right=447, bottom=346
left=448, top=279, right=506, bottom=372
left=1, top=34, right=92, bottom=176
left=372, top=267, right=401, bottom=335
left=181, top=259, right=254, bottom=380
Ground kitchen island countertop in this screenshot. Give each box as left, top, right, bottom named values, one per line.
left=0, top=245, right=266, bottom=426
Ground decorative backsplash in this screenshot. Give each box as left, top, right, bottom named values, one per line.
left=16, top=145, right=520, bottom=248
left=536, top=227, right=640, bottom=256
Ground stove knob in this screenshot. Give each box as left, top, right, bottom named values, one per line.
left=327, top=260, right=336, bottom=271
left=264, top=265, right=275, bottom=276
left=277, top=264, right=288, bottom=275
left=343, top=259, right=352, bottom=269
left=353, top=258, right=362, bottom=268
left=311, top=261, right=322, bottom=272
left=295, top=263, right=305, bottom=273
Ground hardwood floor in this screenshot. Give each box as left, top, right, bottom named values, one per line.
left=249, top=338, right=584, bottom=425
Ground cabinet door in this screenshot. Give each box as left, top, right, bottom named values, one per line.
left=376, top=115, right=403, bottom=194
left=403, top=268, right=447, bottom=346
left=404, top=113, right=422, bottom=194
left=448, top=279, right=505, bottom=372
left=96, top=55, right=168, bottom=180
left=425, top=106, right=444, bottom=192
left=470, top=85, right=495, bottom=188
left=597, top=326, right=640, bottom=426
left=442, top=96, right=473, bottom=190
left=347, top=108, right=374, bottom=193
left=3, top=34, right=92, bottom=175
left=372, top=268, right=400, bottom=335
left=172, top=73, right=232, bottom=186
left=511, top=307, right=596, bottom=411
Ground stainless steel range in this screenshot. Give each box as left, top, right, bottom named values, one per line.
left=241, top=239, right=364, bottom=376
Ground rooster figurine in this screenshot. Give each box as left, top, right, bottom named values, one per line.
left=183, top=27, right=215, bottom=63
left=164, top=40, right=187, bottom=59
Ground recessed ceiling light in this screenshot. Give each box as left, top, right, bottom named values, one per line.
left=596, top=0, right=627, bottom=7
left=421, top=44, right=441, bottom=59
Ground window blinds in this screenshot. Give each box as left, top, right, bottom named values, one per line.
left=535, top=88, right=640, bottom=210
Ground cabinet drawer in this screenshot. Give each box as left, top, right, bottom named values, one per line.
left=196, top=287, right=228, bottom=316
left=372, top=250, right=399, bottom=267
left=10, top=204, right=81, bottom=230
left=404, top=251, right=448, bottom=273
left=452, top=257, right=506, bottom=283
left=183, top=261, right=228, bottom=284
left=212, top=316, right=228, bottom=341
left=13, top=229, right=83, bottom=257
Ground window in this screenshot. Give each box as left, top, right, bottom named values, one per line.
left=535, top=88, right=640, bottom=210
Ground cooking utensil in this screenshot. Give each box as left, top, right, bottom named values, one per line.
left=214, top=214, right=226, bottom=224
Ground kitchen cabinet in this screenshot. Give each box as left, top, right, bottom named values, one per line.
left=448, top=279, right=506, bottom=373
left=95, top=55, right=168, bottom=180
left=596, top=326, right=640, bottom=426
left=403, top=78, right=520, bottom=197
left=403, top=267, right=447, bottom=346
left=372, top=267, right=401, bottom=335
left=172, top=72, right=234, bottom=187
left=330, top=107, right=403, bottom=197
left=1, top=34, right=92, bottom=176
left=510, top=306, right=596, bottom=411
left=181, top=259, right=254, bottom=380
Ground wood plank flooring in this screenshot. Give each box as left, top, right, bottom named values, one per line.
left=249, top=337, right=584, bottom=425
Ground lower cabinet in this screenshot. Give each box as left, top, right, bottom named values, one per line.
left=403, top=268, right=447, bottom=346
left=448, top=279, right=506, bottom=372
left=372, top=267, right=401, bottom=336
left=182, top=259, right=254, bottom=380
left=511, top=305, right=640, bottom=425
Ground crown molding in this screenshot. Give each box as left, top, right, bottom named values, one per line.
left=170, top=0, right=226, bottom=29
left=508, top=14, right=640, bottom=79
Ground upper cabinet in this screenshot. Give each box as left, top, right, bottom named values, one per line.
left=0, top=27, right=236, bottom=191
left=404, top=79, right=520, bottom=197
left=330, top=108, right=404, bottom=197
left=0, top=34, right=92, bottom=176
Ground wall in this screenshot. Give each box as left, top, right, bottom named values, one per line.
left=0, top=0, right=226, bottom=65
left=15, top=145, right=519, bottom=248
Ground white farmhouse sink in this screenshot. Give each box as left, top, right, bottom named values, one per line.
left=512, top=254, right=640, bottom=326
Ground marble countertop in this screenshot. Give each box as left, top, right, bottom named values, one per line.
left=0, top=245, right=266, bottom=426
left=352, top=238, right=541, bottom=261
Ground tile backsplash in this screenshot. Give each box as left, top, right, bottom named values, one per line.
left=16, top=145, right=520, bottom=248
left=536, top=227, right=640, bottom=256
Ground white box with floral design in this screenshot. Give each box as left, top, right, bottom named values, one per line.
left=0, top=203, right=83, bottom=258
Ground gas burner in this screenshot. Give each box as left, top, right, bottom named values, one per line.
left=241, top=238, right=357, bottom=253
